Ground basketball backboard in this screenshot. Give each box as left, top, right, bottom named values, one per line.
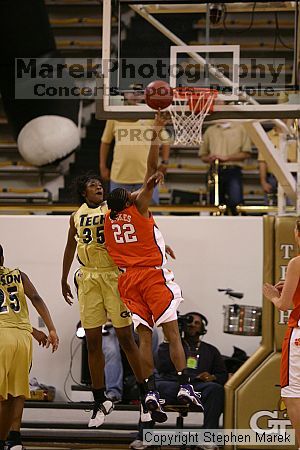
left=97, top=0, right=300, bottom=120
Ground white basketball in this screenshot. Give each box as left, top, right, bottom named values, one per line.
left=17, top=115, right=80, bottom=166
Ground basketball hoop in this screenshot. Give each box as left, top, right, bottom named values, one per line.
left=169, top=88, right=218, bottom=146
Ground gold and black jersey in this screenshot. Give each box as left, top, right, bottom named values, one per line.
left=74, top=202, right=116, bottom=269
left=0, top=266, right=32, bottom=333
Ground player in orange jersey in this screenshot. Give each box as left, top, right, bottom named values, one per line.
left=104, top=112, right=203, bottom=422
left=264, top=219, right=300, bottom=448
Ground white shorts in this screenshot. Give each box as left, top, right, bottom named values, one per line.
left=281, top=327, right=300, bottom=397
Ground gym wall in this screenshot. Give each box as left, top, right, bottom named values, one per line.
left=0, top=215, right=263, bottom=399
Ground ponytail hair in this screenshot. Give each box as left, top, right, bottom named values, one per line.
left=110, top=210, right=119, bottom=220
left=107, top=188, right=129, bottom=219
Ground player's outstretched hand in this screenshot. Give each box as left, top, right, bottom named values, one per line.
left=61, top=280, right=73, bottom=305
left=146, top=171, right=164, bottom=189
left=166, top=244, right=176, bottom=259
left=154, top=109, right=170, bottom=127
left=46, top=330, right=59, bottom=353
left=32, top=328, right=48, bottom=347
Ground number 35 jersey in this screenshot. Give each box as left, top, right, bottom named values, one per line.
left=104, top=204, right=167, bottom=268
left=0, top=266, right=32, bottom=333
left=74, top=202, right=116, bottom=269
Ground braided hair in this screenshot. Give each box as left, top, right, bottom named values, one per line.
left=107, top=188, right=129, bottom=219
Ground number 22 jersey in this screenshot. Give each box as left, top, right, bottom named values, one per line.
left=104, top=204, right=167, bottom=268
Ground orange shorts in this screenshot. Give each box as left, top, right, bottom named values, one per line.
left=118, top=267, right=183, bottom=329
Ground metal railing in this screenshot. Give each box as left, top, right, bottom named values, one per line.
left=1, top=203, right=298, bottom=215
left=0, top=204, right=226, bottom=215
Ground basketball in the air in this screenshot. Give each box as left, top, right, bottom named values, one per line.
left=145, top=80, right=173, bottom=110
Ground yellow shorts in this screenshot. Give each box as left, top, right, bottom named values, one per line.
left=75, top=267, right=132, bottom=329
left=0, top=328, right=32, bottom=400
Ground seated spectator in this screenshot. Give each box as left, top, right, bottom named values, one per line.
left=130, top=312, right=228, bottom=450
left=157, top=312, right=227, bottom=426
left=258, top=124, right=297, bottom=205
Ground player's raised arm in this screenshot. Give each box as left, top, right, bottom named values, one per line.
left=135, top=111, right=168, bottom=213
left=61, top=213, right=77, bottom=305
left=144, top=112, right=164, bottom=179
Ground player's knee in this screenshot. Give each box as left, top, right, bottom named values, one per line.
left=163, top=326, right=180, bottom=343
left=86, top=336, right=102, bottom=353
left=137, top=324, right=152, bottom=342
left=117, top=330, right=136, bottom=351
left=138, top=335, right=153, bottom=353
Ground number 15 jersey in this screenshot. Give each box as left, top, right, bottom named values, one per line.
left=74, top=202, right=116, bottom=269
left=104, top=204, right=167, bottom=268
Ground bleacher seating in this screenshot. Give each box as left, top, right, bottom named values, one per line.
left=0, top=188, right=52, bottom=204
left=0, top=2, right=296, bottom=207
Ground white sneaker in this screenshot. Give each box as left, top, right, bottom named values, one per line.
left=140, top=403, right=152, bottom=423
left=129, top=439, right=147, bottom=450
left=177, top=384, right=204, bottom=411
left=88, top=399, right=114, bottom=428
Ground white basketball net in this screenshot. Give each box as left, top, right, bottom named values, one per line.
left=169, top=88, right=217, bottom=146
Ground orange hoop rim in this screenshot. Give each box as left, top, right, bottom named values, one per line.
left=172, top=87, right=218, bottom=113
left=173, top=87, right=218, bottom=98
